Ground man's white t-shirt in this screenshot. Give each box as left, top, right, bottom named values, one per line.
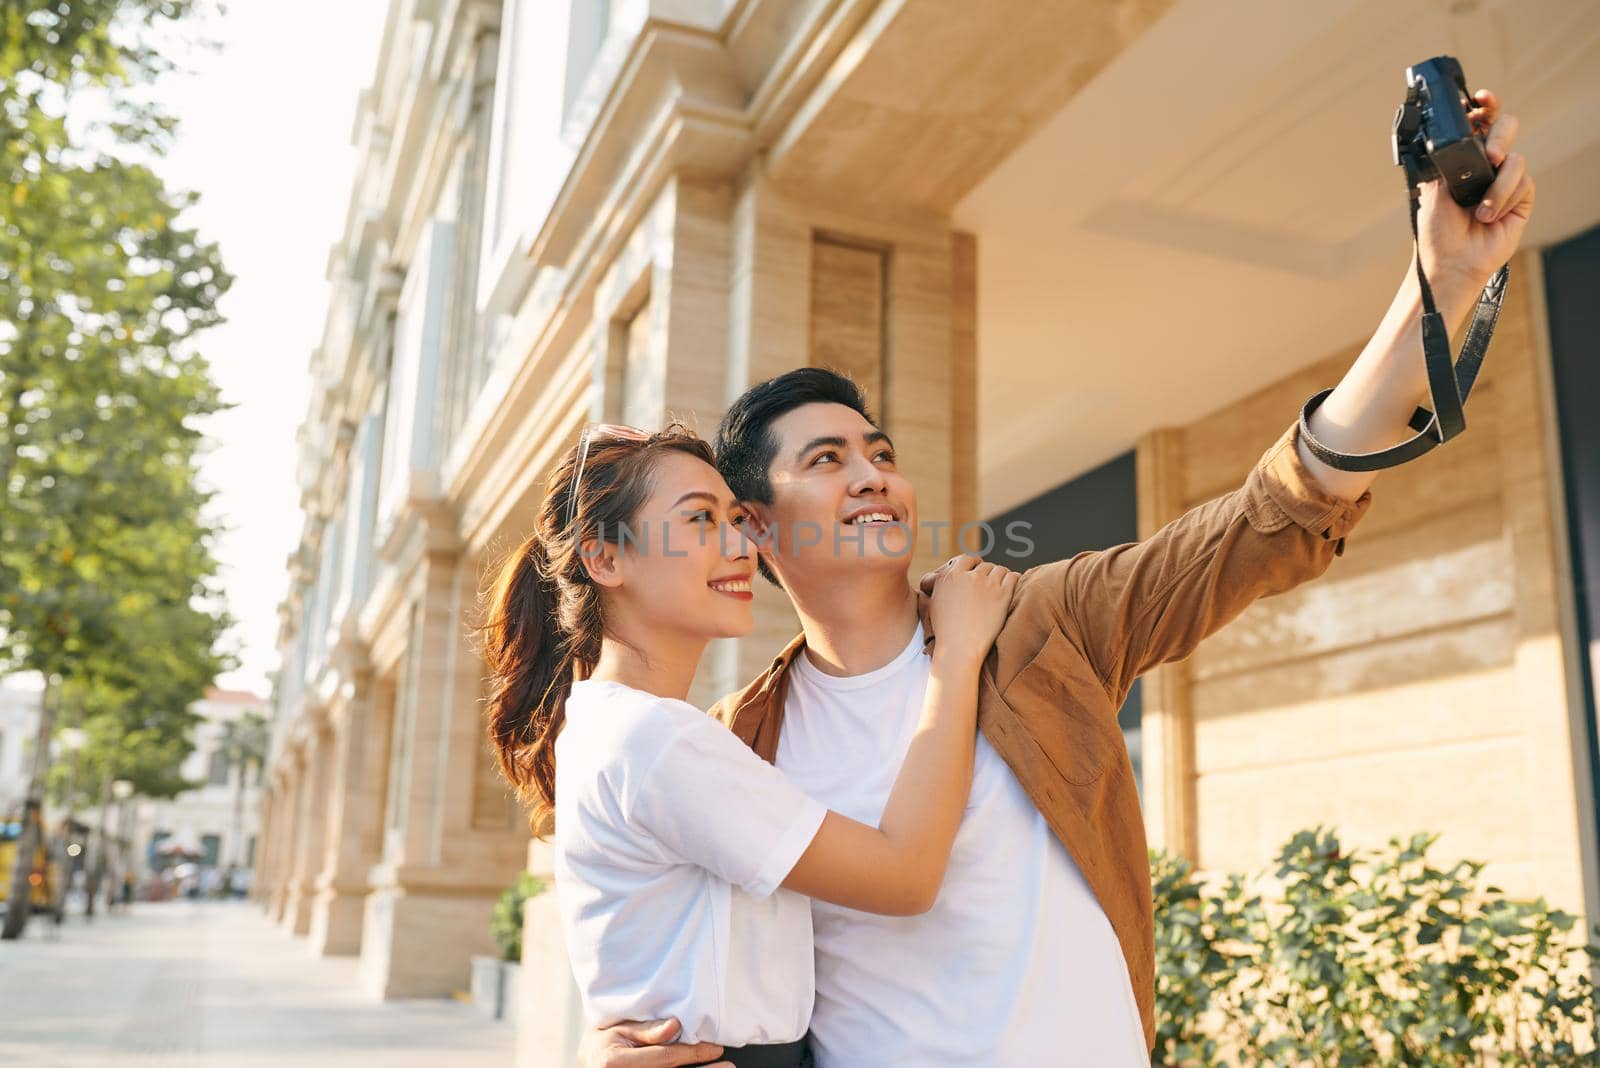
left=778, top=626, right=1150, bottom=1067
left=554, top=679, right=826, bottom=1046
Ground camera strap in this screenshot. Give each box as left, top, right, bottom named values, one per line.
left=1298, top=172, right=1510, bottom=472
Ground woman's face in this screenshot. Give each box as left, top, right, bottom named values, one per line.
left=599, top=451, right=756, bottom=643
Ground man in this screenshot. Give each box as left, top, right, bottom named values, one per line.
left=584, top=91, right=1532, bottom=1065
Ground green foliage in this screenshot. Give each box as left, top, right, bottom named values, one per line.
left=67, top=673, right=204, bottom=799
left=1, top=0, right=231, bottom=800
left=491, top=871, right=548, bottom=963
left=1153, top=828, right=1599, bottom=1066
left=216, top=710, right=268, bottom=782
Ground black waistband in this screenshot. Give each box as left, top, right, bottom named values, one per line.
left=701, top=1038, right=812, bottom=1068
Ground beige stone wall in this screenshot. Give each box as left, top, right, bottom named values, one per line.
left=1138, top=250, right=1589, bottom=920
left=352, top=543, right=530, bottom=997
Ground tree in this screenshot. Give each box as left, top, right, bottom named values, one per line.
left=58, top=669, right=210, bottom=915
left=1, top=0, right=232, bottom=939
left=216, top=709, right=268, bottom=872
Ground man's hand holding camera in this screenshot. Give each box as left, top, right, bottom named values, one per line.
left=1416, top=88, right=1533, bottom=313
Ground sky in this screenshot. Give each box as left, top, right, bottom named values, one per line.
left=146, top=0, right=390, bottom=696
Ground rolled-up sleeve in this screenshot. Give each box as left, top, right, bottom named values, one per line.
left=1034, top=421, right=1373, bottom=706
left=1243, top=422, right=1371, bottom=555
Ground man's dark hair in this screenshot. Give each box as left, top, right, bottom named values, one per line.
left=714, top=367, right=878, bottom=585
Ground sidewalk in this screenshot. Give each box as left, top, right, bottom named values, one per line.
left=0, top=900, right=516, bottom=1067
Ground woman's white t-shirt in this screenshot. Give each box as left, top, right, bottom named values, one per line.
left=553, top=679, right=827, bottom=1046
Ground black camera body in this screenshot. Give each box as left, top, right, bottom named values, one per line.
left=1393, top=55, right=1496, bottom=207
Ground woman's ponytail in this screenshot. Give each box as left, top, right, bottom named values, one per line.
left=482, top=531, right=577, bottom=836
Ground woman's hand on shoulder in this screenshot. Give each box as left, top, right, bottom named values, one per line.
left=926, top=554, right=1019, bottom=662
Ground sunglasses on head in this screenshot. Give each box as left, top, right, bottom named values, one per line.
left=567, top=423, right=651, bottom=530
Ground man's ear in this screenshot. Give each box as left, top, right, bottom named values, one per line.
left=740, top=501, right=774, bottom=541
left=578, top=537, right=623, bottom=589
left=740, top=502, right=792, bottom=589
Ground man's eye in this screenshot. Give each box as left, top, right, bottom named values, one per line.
left=810, top=452, right=838, bottom=466
left=875, top=450, right=896, bottom=464
left=731, top=514, right=751, bottom=528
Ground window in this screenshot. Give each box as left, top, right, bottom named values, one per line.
left=1544, top=223, right=1600, bottom=854
left=618, top=293, right=657, bottom=428
left=200, top=833, right=221, bottom=869
left=376, top=220, right=455, bottom=533
left=984, top=450, right=1143, bottom=796
left=207, top=749, right=230, bottom=787
left=147, top=830, right=171, bottom=869
left=562, top=0, right=612, bottom=128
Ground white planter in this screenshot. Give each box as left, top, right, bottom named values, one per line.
left=469, top=955, right=508, bottom=1018
left=500, top=960, right=521, bottom=1021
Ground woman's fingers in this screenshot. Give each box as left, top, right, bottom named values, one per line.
left=921, top=554, right=984, bottom=596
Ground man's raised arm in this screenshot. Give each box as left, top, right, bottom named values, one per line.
left=1296, top=89, right=1532, bottom=502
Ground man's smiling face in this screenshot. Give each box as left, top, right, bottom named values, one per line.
left=750, top=401, right=918, bottom=584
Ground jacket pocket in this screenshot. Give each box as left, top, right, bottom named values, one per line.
left=999, top=628, right=1124, bottom=786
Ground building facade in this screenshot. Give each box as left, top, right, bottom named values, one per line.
left=258, top=0, right=1600, bottom=1060
left=0, top=675, right=44, bottom=819
left=129, top=688, right=269, bottom=883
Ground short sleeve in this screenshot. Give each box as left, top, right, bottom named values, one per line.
left=628, top=711, right=826, bottom=898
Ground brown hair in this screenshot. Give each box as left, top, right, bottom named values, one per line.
left=480, top=422, right=715, bottom=835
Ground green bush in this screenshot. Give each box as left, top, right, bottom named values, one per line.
left=491, top=871, right=548, bottom=963
left=1153, top=828, right=1598, bottom=1066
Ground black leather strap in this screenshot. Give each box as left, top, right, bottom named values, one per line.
left=1299, top=173, right=1510, bottom=472
left=708, top=1040, right=812, bottom=1068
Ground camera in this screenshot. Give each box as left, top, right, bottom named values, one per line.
left=1393, top=55, right=1496, bottom=207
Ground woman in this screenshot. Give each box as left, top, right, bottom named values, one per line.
left=482, top=423, right=1014, bottom=1067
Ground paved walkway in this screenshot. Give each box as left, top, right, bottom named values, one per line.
left=0, top=900, right=516, bottom=1067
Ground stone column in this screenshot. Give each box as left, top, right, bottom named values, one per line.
left=284, top=720, right=334, bottom=937
left=359, top=547, right=529, bottom=999
left=267, top=757, right=303, bottom=924
left=1133, top=426, right=1196, bottom=859
left=310, top=660, right=386, bottom=956
left=254, top=783, right=276, bottom=905
left=273, top=764, right=300, bottom=914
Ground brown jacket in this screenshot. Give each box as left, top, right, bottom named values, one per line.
left=710, top=422, right=1372, bottom=1051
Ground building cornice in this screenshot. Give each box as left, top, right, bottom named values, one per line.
left=445, top=1, right=890, bottom=518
